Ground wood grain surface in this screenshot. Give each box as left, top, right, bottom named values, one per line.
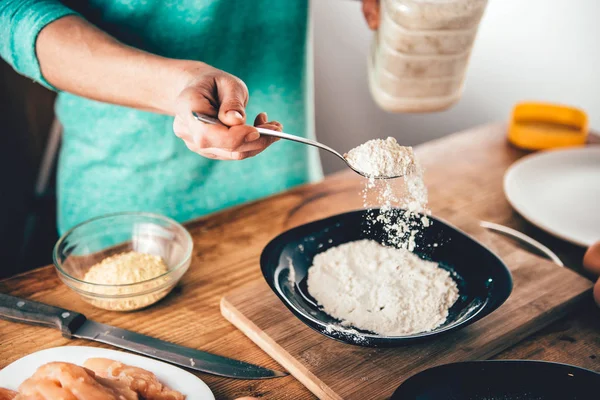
left=1, top=124, right=599, bottom=400
left=220, top=219, right=592, bottom=400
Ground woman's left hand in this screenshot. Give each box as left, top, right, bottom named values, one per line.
left=362, top=0, right=381, bottom=30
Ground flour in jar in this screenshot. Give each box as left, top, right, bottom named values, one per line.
left=307, top=240, right=458, bottom=336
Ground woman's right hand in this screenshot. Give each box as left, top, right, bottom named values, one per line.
left=172, top=62, right=282, bottom=160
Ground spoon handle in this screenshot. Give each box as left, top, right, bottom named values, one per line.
left=191, top=112, right=345, bottom=160
left=479, top=221, right=564, bottom=266
left=255, top=128, right=345, bottom=159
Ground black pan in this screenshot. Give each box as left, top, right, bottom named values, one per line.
left=391, top=360, right=600, bottom=399
left=260, top=209, right=512, bottom=347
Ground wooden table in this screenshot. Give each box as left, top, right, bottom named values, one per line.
left=1, top=124, right=598, bottom=399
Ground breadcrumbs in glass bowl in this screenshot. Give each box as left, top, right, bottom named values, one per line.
left=53, top=212, right=193, bottom=311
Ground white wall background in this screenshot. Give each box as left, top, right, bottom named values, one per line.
left=313, top=0, right=600, bottom=174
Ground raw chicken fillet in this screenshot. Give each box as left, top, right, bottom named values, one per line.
left=6, top=359, right=185, bottom=400
left=15, top=362, right=136, bottom=400
left=84, top=358, right=185, bottom=400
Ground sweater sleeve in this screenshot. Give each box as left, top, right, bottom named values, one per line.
left=0, top=0, right=79, bottom=90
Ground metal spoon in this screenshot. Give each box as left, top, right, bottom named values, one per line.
left=192, top=112, right=401, bottom=179
left=479, top=221, right=564, bottom=266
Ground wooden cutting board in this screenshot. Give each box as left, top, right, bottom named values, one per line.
left=221, top=217, right=593, bottom=400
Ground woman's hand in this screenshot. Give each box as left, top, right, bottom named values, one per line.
left=172, top=63, right=282, bottom=160
left=362, top=0, right=381, bottom=30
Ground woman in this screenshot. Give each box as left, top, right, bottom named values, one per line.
left=1, top=0, right=380, bottom=234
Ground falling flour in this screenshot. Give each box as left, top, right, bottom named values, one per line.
left=348, top=137, right=430, bottom=248
left=306, top=137, right=458, bottom=336
left=307, top=240, right=458, bottom=336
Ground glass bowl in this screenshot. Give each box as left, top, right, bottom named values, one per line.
left=53, top=212, right=193, bottom=311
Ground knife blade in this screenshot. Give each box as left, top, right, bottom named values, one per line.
left=0, top=293, right=286, bottom=379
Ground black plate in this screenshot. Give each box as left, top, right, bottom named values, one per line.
left=391, top=360, right=600, bottom=399
left=260, top=209, right=513, bottom=347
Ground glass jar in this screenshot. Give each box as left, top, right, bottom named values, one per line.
left=369, top=0, right=488, bottom=112
left=383, top=0, right=488, bottom=30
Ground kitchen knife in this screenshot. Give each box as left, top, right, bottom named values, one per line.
left=0, top=293, right=287, bottom=379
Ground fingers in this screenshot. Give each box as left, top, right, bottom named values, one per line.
left=362, top=0, right=380, bottom=30
left=175, top=85, right=219, bottom=128
left=175, top=108, right=257, bottom=148
left=253, top=112, right=282, bottom=146
left=174, top=120, right=276, bottom=161
left=216, top=74, right=249, bottom=126
left=208, top=132, right=278, bottom=159
left=235, top=135, right=278, bottom=153
left=198, top=148, right=250, bottom=161
left=191, top=130, right=277, bottom=160
left=196, top=139, right=274, bottom=160
left=267, top=120, right=283, bottom=130
left=254, top=112, right=283, bottom=131
left=257, top=123, right=283, bottom=133
left=174, top=100, right=282, bottom=160
left=198, top=124, right=259, bottom=151
left=254, top=112, right=268, bottom=126
left=176, top=69, right=248, bottom=127
left=253, top=116, right=282, bottom=146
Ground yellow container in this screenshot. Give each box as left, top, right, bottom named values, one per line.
left=508, top=102, right=588, bottom=150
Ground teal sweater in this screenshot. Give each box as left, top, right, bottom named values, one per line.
left=1, top=0, right=322, bottom=234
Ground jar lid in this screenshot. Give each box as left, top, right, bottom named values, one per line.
left=508, top=102, right=588, bottom=150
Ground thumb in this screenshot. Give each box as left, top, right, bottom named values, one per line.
left=217, top=74, right=249, bottom=126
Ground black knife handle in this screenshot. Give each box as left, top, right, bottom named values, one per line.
left=0, top=293, right=86, bottom=338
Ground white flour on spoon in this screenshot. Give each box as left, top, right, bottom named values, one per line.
left=344, top=137, right=416, bottom=178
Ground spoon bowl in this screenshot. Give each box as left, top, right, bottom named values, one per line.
left=192, top=112, right=403, bottom=179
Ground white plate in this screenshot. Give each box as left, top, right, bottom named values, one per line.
left=0, top=346, right=215, bottom=400
left=504, top=146, right=600, bottom=247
